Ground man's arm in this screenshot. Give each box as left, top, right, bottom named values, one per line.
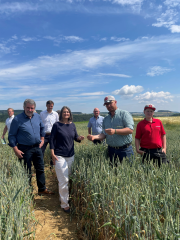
left=39, top=137, right=44, bottom=148
left=105, top=128, right=133, bottom=136
left=1, top=125, right=7, bottom=138
left=88, top=127, right=91, bottom=135
left=162, top=135, right=166, bottom=154
left=135, top=138, right=145, bottom=155
left=87, top=133, right=106, bottom=141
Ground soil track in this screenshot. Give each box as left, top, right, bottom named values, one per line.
left=32, top=168, right=77, bottom=240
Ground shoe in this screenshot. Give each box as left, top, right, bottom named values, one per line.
left=63, top=208, right=70, bottom=213
left=38, top=189, right=55, bottom=195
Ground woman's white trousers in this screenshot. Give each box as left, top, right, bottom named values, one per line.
left=55, top=155, right=74, bottom=208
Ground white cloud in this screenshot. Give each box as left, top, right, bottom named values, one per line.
left=112, top=85, right=144, bottom=97
left=1, top=35, right=180, bottom=81
left=0, top=0, right=144, bottom=16
left=147, top=66, right=172, bottom=77
left=21, top=36, right=40, bottom=42
left=44, top=35, right=84, bottom=45
left=69, top=91, right=107, bottom=96
left=152, top=9, right=178, bottom=28
left=111, top=37, right=129, bottom=42
left=134, top=91, right=174, bottom=103
left=100, top=37, right=107, bottom=41
left=164, top=0, right=180, bottom=8
left=170, top=25, right=180, bottom=33
left=64, top=36, right=84, bottom=42
left=96, top=73, right=131, bottom=78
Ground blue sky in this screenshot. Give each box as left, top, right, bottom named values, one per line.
left=0, top=0, right=180, bottom=113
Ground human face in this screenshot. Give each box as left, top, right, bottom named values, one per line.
left=144, top=108, right=154, bottom=120
left=62, top=108, right=70, bottom=121
left=7, top=109, right=14, bottom=117
left=93, top=108, right=100, bottom=118
left=46, top=104, right=54, bottom=113
left=104, top=101, right=117, bottom=112
left=24, top=103, right=35, bottom=118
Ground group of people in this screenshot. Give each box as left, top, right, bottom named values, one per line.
left=1, top=95, right=168, bottom=213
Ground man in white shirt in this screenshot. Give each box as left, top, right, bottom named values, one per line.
left=40, top=100, right=59, bottom=167
left=1, top=108, right=15, bottom=139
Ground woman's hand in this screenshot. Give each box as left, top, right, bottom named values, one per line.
left=77, top=135, right=84, bottom=141
left=51, top=154, right=58, bottom=165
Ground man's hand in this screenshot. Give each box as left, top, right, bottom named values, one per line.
left=136, top=149, right=145, bottom=156
left=1, top=135, right=4, bottom=139
left=77, top=135, right=84, bottom=141
left=105, top=128, right=115, bottom=135
left=51, top=154, right=58, bottom=165
left=87, top=134, right=95, bottom=141
left=39, top=140, right=44, bottom=148
left=162, top=148, right=166, bottom=154
left=14, top=148, right=24, bottom=158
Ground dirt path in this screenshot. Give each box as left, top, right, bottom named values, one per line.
left=32, top=169, right=77, bottom=240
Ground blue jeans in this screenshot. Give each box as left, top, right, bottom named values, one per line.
left=18, top=144, right=46, bottom=192
left=108, top=145, right=134, bottom=166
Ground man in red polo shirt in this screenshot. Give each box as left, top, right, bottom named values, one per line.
left=135, top=104, right=168, bottom=167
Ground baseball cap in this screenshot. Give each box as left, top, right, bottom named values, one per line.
left=144, top=104, right=156, bottom=111
left=103, top=96, right=115, bottom=106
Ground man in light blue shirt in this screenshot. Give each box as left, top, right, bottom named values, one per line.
left=87, top=108, right=104, bottom=144
left=87, top=96, right=134, bottom=165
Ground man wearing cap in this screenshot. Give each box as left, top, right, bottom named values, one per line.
left=87, top=96, right=134, bottom=165
left=135, top=104, right=168, bottom=167
left=40, top=100, right=59, bottom=167
left=1, top=108, right=15, bottom=140
left=87, top=108, right=104, bottom=144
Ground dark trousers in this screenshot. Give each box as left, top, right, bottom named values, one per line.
left=141, top=147, right=168, bottom=167
left=41, top=134, right=53, bottom=166
left=108, top=145, right=134, bottom=166
left=18, top=144, right=46, bottom=192
left=93, top=140, right=102, bottom=145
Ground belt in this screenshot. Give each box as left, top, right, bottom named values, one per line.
left=18, top=143, right=39, bottom=148
left=109, top=143, right=131, bottom=150
left=45, top=132, right=51, bottom=135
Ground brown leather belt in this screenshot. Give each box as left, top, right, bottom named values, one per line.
left=109, top=143, right=131, bottom=150
left=45, top=132, right=51, bottom=135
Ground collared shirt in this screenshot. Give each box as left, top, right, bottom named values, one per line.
left=40, top=110, right=59, bottom=133
left=135, top=118, right=166, bottom=149
left=102, top=108, right=134, bottom=147
left=8, top=111, right=45, bottom=147
left=87, top=115, right=104, bottom=135
left=5, top=115, right=15, bottom=132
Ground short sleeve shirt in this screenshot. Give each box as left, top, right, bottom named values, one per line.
left=135, top=118, right=166, bottom=149
left=87, top=115, right=104, bottom=135
left=40, top=110, right=59, bottom=133
left=102, top=108, right=134, bottom=147
left=5, top=115, right=14, bottom=132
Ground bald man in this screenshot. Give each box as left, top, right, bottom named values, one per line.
left=87, top=108, right=104, bottom=144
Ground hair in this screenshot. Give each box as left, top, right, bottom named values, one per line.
left=7, top=108, right=14, bottom=112
left=23, top=99, right=36, bottom=108
left=59, top=106, right=73, bottom=122
left=56, top=110, right=61, bottom=115
left=46, top=100, right=54, bottom=106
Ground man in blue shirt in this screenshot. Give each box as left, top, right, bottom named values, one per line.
left=8, top=99, right=54, bottom=195
left=87, top=108, right=104, bottom=144
left=87, top=96, right=134, bottom=166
